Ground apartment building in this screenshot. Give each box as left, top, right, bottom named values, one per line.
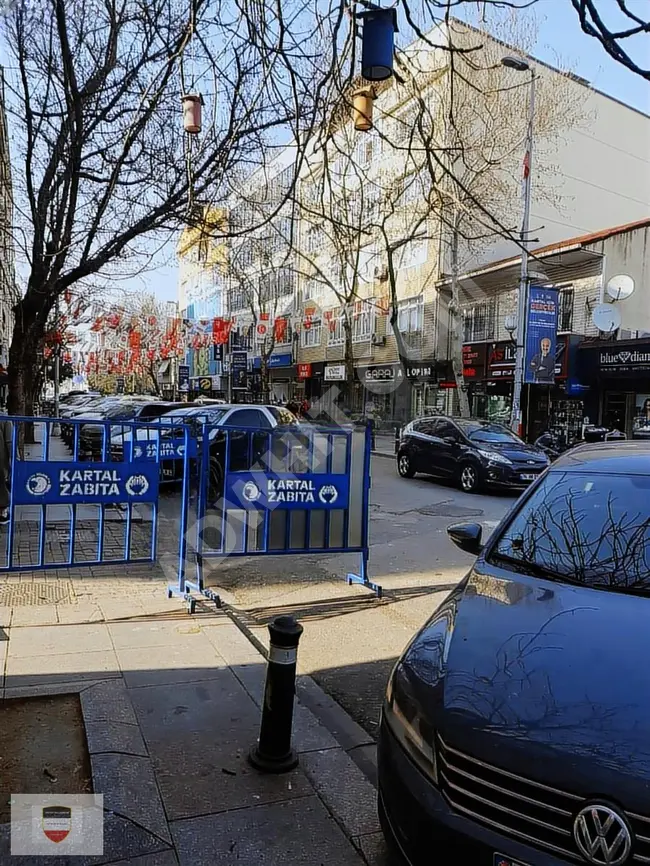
left=440, top=218, right=650, bottom=443
left=185, top=19, right=650, bottom=421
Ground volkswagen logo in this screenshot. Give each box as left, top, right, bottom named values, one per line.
left=574, top=804, right=632, bottom=865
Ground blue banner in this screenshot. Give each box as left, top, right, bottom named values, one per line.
left=225, top=472, right=350, bottom=510
left=524, top=286, right=559, bottom=385
left=132, top=438, right=197, bottom=461
left=13, top=461, right=160, bottom=505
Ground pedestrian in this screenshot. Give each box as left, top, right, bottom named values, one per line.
left=0, top=411, right=12, bottom=524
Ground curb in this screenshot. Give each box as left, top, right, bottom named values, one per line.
left=371, top=450, right=395, bottom=460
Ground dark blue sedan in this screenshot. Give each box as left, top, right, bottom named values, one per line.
left=379, top=441, right=650, bottom=866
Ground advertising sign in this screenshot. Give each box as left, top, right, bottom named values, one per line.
left=297, top=363, right=312, bottom=379
left=178, top=364, right=190, bottom=392
left=226, top=472, right=350, bottom=511
left=198, top=377, right=212, bottom=393
left=462, top=344, right=487, bottom=379
left=487, top=341, right=516, bottom=379
left=524, top=286, right=559, bottom=384
left=13, top=461, right=160, bottom=505
left=231, top=351, right=248, bottom=390
left=116, top=376, right=125, bottom=394
left=325, top=365, right=346, bottom=381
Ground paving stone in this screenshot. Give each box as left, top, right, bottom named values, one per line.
left=201, top=619, right=259, bottom=666
left=100, top=852, right=178, bottom=866
left=56, top=603, right=104, bottom=624
left=81, top=679, right=138, bottom=725
left=117, top=644, right=226, bottom=688
left=171, top=797, right=366, bottom=866
left=300, top=748, right=381, bottom=838
left=352, top=831, right=392, bottom=866
left=9, top=606, right=60, bottom=626
left=85, top=718, right=148, bottom=757
left=5, top=649, right=120, bottom=687
left=130, top=675, right=311, bottom=820
left=91, top=754, right=172, bottom=846
left=8, top=623, right=113, bottom=657
left=108, top=621, right=214, bottom=651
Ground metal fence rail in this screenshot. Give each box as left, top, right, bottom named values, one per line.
left=169, top=422, right=378, bottom=611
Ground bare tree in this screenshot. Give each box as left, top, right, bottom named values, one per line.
left=1, top=0, right=331, bottom=414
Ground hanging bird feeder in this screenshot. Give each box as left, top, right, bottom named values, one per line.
left=358, top=5, right=398, bottom=82
left=353, top=87, right=375, bottom=131
left=181, top=93, right=202, bottom=134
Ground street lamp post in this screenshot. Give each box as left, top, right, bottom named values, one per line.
left=501, top=56, right=536, bottom=436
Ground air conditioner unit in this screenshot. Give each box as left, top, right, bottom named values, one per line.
left=372, top=335, right=386, bottom=347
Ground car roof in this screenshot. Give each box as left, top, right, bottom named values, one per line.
left=552, top=441, right=650, bottom=475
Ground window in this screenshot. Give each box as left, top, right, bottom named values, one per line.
left=303, top=278, right=323, bottom=302
left=399, top=240, right=428, bottom=270
left=489, top=471, right=650, bottom=593
left=559, top=286, right=574, bottom=332
left=269, top=407, right=300, bottom=426
left=328, top=313, right=345, bottom=346
left=463, top=299, right=496, bottom=342
left=435, top=420, right=460, bottom=441
left=224, top=409, right=270, bottom=429
left=397, top=297, right=424, bottom=334
left=301, top=318, right=322, bottom=348
left=306, top=225, right=324, bottom=253
left=229, top=288, right=247, bottom=311
left=352, top=302, right=374, bottom=343
left=354, top=133, right=377, bottom=166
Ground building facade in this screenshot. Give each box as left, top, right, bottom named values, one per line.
left=178, top=21, right=650, bottom=424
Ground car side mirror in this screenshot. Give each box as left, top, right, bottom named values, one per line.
left=447, top=522, right=483, bottom=555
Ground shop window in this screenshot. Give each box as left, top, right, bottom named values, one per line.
left=463, top=299, right=496, bottom=342
left=301, top=319, right=322, bottom=348
left=559, top=287, right=574, bottom=332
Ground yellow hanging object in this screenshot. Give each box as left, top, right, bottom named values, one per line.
left=181, top=94, right=202, bottom=134
left=353, top=87, right=375, bottom=132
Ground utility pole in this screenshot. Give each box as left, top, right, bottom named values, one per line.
left=501, top=56, right=536, bottom=437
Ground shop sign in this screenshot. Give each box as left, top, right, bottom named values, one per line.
left=438, top=381, right=457, bottom=389
left=198, top=377, right=212, bottom=393
left=599, top=343, right=650, bottom=375
left=405, top=363, right=436, bottom=379
left=116, top=376, right=125, bottom=394
left=362, top=364, right=402, bottom=383
left=487, top=341, right=516, bottom=379
left=325, top=365, right=346, bottom=381
left=297, top=363, right=312, bottom=379
left=462, top=344, right=487, bottom=379
left=252, top=352, right=293, bottom=370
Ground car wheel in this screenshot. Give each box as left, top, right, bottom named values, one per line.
left=459, top=462, right=482, bottom=493
left=208, top=456, right=224, bottom=505
left=397, top=452, right=416, bottom=478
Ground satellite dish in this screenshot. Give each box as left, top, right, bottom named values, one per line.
left=606, top=274, right=635, bottom=301
left=592, top=303, right=622, bottom=333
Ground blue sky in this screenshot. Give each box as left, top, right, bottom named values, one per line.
left=137, top=0, right=650, bottom=305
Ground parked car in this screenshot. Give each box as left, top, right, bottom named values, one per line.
left=78, top=400, right=186, bottom=457
left=379, top=440, right=650, bottom=866
left=111, top=404, right=302, bottom=493
left=396, top=416, right=549, bottom=492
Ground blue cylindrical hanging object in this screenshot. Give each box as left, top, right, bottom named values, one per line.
left=359, top=7, right=398, bottom=81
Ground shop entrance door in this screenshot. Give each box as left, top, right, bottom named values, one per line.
left=602, top=392, right=634, bottom=436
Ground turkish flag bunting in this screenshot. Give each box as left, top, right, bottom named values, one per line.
left=274, top=318, right=287, bottom=342
left=212, top=317, right=233, bottom=345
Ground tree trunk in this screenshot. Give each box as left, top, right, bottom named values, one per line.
left=449, top=225, right=471, bottom=419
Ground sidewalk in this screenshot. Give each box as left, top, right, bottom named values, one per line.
left=371, top=433, right=395, bottom=459
left=0, top=579, right=388, bottom=865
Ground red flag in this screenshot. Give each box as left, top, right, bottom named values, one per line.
left=273, top=318, right=287, bottom=342
left=523, top=151, right=530, bottom=180
left=212, top=317, right=233, bottom=345
left=128, top=330, right=141, bottom=350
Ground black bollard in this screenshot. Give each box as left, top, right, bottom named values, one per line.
left=394, top=424, right=400, bottom=454
left=248, top=615, right=304, bottom=773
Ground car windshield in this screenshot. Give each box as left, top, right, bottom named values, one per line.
left=466, top=424, right=522, bottom=444
left=489, top=471, right=650, bottom=594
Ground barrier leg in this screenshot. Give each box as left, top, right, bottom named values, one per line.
left=249, top=616, right=303, bottom=773
left=347, top=550, right=382, bottom=598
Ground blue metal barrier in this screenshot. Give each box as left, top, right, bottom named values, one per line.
left=3, top=415, right=191, bottom=577
left=168, top=421, right=378, bottom=611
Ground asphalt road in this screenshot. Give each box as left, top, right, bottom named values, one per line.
left=206, top=454, right=520, bottom=738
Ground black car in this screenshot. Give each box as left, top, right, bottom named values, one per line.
left=379, top=441, right=650, bottom=866
left=78, top=400, right=186, bottom=458
left=396, top=416, right=549, bottom=492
